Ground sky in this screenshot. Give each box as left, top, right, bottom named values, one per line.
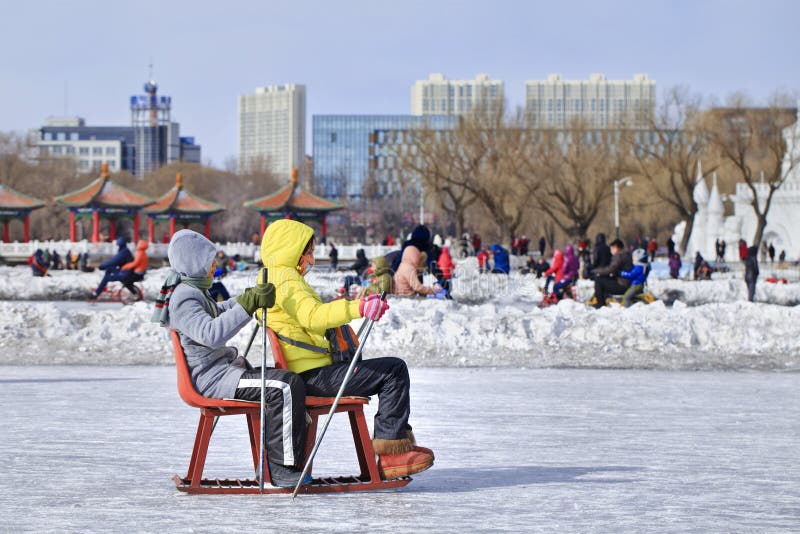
left=1, top=0, right=798, bottom=168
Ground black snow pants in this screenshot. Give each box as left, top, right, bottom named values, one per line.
left=235, top=368, right=306, bottom=468
left=301, top=357, right=411, bottom=440
left=594, top=277, right=629, bottom=308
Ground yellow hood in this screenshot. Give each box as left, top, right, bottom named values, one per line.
left=257, top=218, right=362, bottom=375
left=261, top=219, right=315, bottom=270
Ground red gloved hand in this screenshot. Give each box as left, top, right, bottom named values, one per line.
left=359, top=294, right=389, bottom=321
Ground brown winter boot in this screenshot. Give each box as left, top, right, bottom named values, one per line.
left=373, top=434, right=434, bottom=480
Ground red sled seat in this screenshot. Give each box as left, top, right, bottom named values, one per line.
left=170, top=328, right=410, bottom=494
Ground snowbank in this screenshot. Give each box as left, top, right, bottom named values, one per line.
left=2, top=297, right=798, bottom=370
left=2, top=265, right=799, bottom=370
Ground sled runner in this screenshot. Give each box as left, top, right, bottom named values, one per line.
left=538, top=282, right=576, bottom=308
left=585, top=291, right=656, bottom=307
left=170, top=329, right=411, bottom=494
left=89, top=282, right=144, bottom=304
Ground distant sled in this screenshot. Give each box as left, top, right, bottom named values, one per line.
left=89, top=282, right=144, bottom=305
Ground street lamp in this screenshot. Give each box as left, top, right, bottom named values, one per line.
left=419, top=181, right=425, bottom=225
left=614, top=177, right=633, bottom=240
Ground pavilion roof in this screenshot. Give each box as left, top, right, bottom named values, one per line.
left=54, top=163, right=153, bottom=209
left=0, top=184, right=45, bottom=211
left=244, top=169, right=343, bottom=214
left=143, top=173, right=225, bottom=215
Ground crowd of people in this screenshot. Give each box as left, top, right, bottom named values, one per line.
left=23, top=220, right=791, bottom=308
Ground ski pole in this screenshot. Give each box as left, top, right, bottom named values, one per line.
left=242, top=322, right=259, bottom=359
left=292, top=292, right=387, bottom=498
left=258, top=268, right=269, bottom=493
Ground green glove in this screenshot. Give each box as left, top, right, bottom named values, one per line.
left=236, top=283, right=276, bottom=315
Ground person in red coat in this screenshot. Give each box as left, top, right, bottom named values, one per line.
left=477, top=247, right=489, bottom=273
left=647, top=239, right=657, bottom=260
left=437, top=246, right=455, bottom=280
left=738, top=239, right=748, bottom=261
left=437, top=246, right=455, bottom=296
left=543, top=249, right=564, bottom=294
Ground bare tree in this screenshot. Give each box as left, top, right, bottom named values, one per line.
left=534, top=124, right=624, bottom=241
left=706, top=93, right=799, bottom=246
left=398, top=125, right=479, bottom=238
left=395, top=107, right=540, bottom=244
left=624, top=87, right=715, bottom=254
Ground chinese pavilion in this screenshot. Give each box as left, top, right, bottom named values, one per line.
left=244, top=168, right=343, bottom=237
left=55, top=163, right=153, bottom=242
left=143, top=172, right=225, bottom=240
left=0, top=184, right=45, bottom=242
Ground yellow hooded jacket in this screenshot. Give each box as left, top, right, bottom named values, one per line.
left=260, top=219, right=362, bottom=374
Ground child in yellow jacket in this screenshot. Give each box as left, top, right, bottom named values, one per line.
left=261, top=219, right=434, bottom=480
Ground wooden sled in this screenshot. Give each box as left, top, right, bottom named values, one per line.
left=89, top=282, right=144, bottom=305
left=586, top=291, right=656, bottom=307
left=170, top=329, right=411, bottom=494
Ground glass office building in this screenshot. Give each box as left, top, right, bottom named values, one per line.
left=312, top=115, right=457, bottom=201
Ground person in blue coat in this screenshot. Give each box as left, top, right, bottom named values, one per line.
left=30, top=249, right=50, bottom=277
left=489, top=244, right=510, bottom=274
left=620, top=249, right=649, bottom=307
left=90, top=237, right=134, bottom=298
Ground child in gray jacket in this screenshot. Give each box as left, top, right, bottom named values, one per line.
left=157, top=229, right=309, bottom=488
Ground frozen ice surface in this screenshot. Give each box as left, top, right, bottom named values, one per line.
left=0, top=366, right=798, bottom=532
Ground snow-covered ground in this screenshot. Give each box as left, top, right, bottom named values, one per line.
left=1, top=264, right=800, bottom=369
left=1, top=366, right=797, bottom=532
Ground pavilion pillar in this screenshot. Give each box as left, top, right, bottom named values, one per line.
left=91, top=211, right=100, bottom=243
left=2, top=221, right=8, bottom=243
left=133, top=212, right=140, bottom=242
left=109, top=218, right=117, bottom=241
left=169, top=216, right=176, bottom=237
left=69, top=211, right=76, bottom=242
left=23, top=216, right=30, bottom=243
left=260, top=215, right=266, bottom=237
left=204, top=218, right=211, bottom=239
left=148, top=217, right=154, bottom=243
left=321, top=216, right=328, bottom=238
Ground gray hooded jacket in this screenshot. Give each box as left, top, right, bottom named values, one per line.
left=167, top=230, right=251, bottom=399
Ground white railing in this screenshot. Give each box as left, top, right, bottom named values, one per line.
left=0, top=240, right=398, bottom=262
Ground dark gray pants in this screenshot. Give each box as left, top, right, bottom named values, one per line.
left=235, top=368, right=306, bottom=468
left=301, top=357, right=411, bottom=440
left=747, top=280, right=757, bottom=302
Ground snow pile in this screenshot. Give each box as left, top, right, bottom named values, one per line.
left=2, top=264, right=799, bottom=370
left=449, top=259, right=800, bottom=306
left=2, top=297, right=798, bottom=370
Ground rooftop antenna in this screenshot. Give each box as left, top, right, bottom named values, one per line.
left=148, top=57, right=154, bottom=81
left=64, top=80, right=69, bottom=116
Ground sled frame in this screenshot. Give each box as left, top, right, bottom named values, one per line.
left=170, top=329, right=411, bottom=494
left=90, top=282, right=144, bottom=305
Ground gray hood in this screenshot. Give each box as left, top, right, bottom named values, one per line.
left=167, top=229, right=217, bottom=277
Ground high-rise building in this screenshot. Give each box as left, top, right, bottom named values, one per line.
left=411, top=73, right=504, bottom=116
left=238, top=84, right=306, bottom=176
left=36, top=80, right=201, bottom=176
left=312, top=115, right=457, bottom=201
left=525, top=74, right=656, bottom=129
left=130, top=80, right=179, bottom=176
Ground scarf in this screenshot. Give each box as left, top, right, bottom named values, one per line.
left=151, top=270, right=214, bottom=327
